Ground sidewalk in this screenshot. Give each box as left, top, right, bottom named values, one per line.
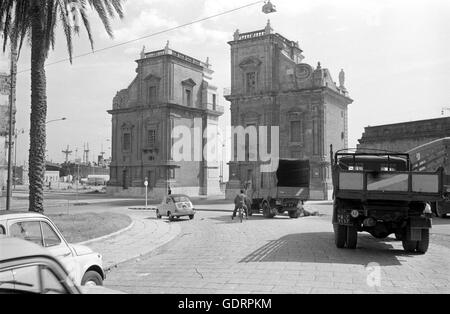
left=85, top=210, right=181, bottom=271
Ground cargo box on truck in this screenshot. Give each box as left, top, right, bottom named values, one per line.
left=249, top=159, right=310, bottom=219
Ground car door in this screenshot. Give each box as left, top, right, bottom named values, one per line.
left=40, top=220, right=80, bottom=284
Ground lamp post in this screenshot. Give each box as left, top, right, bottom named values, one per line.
left=144, top=177, right=148, bottom=210
left=46, top=117, right=67, bottom=125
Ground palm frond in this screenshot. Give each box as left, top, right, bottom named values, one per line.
left=56, top=0, right=74, bottom=62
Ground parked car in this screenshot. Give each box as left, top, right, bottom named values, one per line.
left=156, top=194, right=195, bottom=221
left=0, top=237, right=82, bottom=294
left=0, top=212, right=105, bottom=287
left=0, top=237, right=122, bottom=294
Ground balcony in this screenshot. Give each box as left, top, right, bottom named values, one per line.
left=143, top=49, right=210, bottom=69
left=237, top=29, right=266, bottom=40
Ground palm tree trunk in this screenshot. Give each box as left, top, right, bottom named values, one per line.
left=29, top=1, right=47, bottom=213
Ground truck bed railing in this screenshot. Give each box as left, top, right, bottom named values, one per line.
left=334, top=168, right=444, bottom=202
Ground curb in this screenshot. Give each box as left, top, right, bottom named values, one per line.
left=129, top=206, right=157, bottom=211
left=76, top=221, right=135, bottom=246
left=104, top=222, right=181, bottom=273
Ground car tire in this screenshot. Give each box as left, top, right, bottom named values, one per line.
left=416, top=229, right=430, bottom=254
left=189, top=215, right=194, bottom=220
left=346, top=226, right=358, bottom=249
left=168, top=212, right=175, bottom=222
left=289, top=211, right=300, bottom=219
left=156, top=209, right=162, bottom=219
left=81, top=271, right=103, bottom=286
left=334, top=224, right=347, bottom=249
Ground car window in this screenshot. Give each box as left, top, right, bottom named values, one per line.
left=11, top=265, right=41, bottom=294
left=41, top=222, right=61, bottom=248
left=10, top=222, right=43, bottom=246
left=41, top=267, right=68, bottom=294
left=172, top=196, right=190, bottom=203
left=0, top=269, right=15, bottom=291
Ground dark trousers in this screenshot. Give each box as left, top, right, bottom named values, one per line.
left=233, top=204, right=248, bottom=217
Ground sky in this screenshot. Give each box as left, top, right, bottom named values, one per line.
left=1, top=0, right=449, bottom=168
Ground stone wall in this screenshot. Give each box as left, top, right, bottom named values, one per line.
left=358, top=117, right=450, bottom=153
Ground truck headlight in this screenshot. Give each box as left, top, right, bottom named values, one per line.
left=350, top=210, right=360, bottom=218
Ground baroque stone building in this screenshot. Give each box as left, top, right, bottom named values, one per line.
left=108, top=43, right=223, bottom=198
left=358, top=117, right=450, bottom=153
left=225, top=22, right=353, bottom=200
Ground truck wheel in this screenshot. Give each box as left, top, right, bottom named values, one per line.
left=416, top=229, right=430, bottom=254
left=334, top=224, right=347, bottom=249
left=436, top=206, right=447, bottom=219
left=289, top=211, right=300, bottom=219
left=402, top=239, right=418, bottom=253
left=263, top=203, right=275, bottom=219
left=346, top=226, right=358, bottom=249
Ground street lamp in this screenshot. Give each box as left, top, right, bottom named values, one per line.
left=262, top=1, right=277, bottom=14
left=46, top=117, right=67, bottom=125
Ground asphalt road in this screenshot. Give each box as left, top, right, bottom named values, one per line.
left=3, top=191, right=450, bottom=293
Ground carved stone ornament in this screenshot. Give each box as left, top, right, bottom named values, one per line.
left=295, top=64, right=313, bottom=81
left=239, top=56, right=262, bottom=71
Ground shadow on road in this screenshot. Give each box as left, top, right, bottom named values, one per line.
left=208, top=214, right=292, bottom=224
left=239, top=232, right=413, bottom=266
left=432, top=217, right=450, bottom=226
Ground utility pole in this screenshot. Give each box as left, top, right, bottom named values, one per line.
left=13, top=129, right=25, bottom=189
left=6, top=35, right=17, bottom=211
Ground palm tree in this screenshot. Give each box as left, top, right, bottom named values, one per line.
left=0, top=0, right=124, bottom=212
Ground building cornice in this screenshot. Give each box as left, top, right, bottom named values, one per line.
left=225, top=87, right=352, bottom=103
left=108, top=102, right=223, bottom=117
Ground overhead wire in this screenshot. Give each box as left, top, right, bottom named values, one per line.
left=17, top=0, right=265, bottom=74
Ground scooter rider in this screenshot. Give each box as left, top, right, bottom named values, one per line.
left=232, top=190, right=250, bottom=220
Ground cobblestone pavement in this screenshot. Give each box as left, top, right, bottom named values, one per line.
left=105, top=204, right=450, bottom=294
left=88, top=210, right=181, bottom=271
